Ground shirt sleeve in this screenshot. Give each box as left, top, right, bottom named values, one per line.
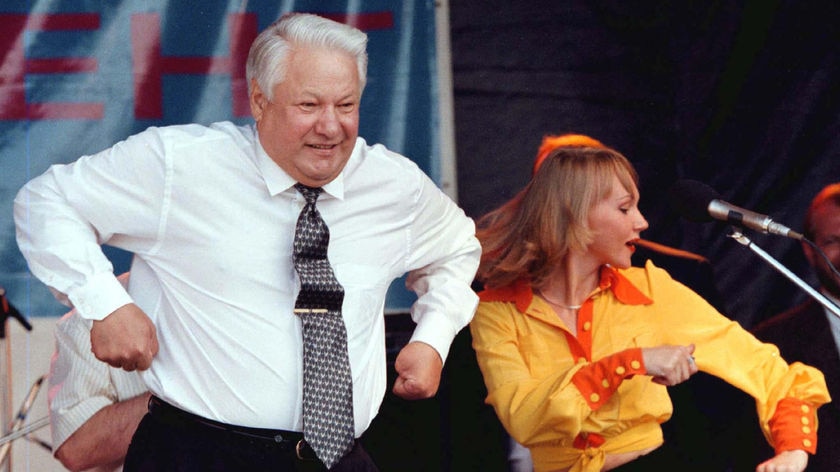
left=14, top=128, right=168, bottom=320
left=469, top=302, right=647, bottom=446
left=48, top=311, right=120, bottom=450
left=403, top=172, right=481, bottom=363
left=640, top=262, right=830, bottom=454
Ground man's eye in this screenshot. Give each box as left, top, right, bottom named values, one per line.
left=821, top=236, right=840, bottom=246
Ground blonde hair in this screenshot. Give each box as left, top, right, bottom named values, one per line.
left=477, top=145, right=639, bottom=289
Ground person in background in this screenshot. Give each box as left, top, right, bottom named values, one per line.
left=48, top=273, right=148, bottom=472
left=469, top=144, right=830, bottom=471
left=748, top=183, right=840, bottom=471
left=15, top=12, right=480, bottom=471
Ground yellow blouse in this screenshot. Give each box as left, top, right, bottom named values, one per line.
left=470, top=261, right=830, bottom=472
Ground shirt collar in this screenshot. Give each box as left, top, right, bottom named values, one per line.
left=255, top=130, right=346, bottom=200
left=478, top=265, right=653, bottom=312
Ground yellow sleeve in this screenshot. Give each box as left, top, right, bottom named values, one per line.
left=637, top=262, right=831, bottom=454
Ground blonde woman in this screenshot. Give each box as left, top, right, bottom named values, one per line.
left=470, top=145, right=829, bottom=472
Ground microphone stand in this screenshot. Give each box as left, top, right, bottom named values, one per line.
left=0, top=417, right=49, bottom=447
left=0, top=375, right=47, bottom=466
left=0, top=288, right=34, bottom=472
left=727, top=228, right=840, bottom=319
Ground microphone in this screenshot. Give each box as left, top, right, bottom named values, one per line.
left=669, top=179, right=803, bottom=240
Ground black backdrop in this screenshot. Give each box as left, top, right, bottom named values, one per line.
left=451, top=0, right=839, bottom=329
left=361, top=2, right=840, bottom=470
left=228, top=2, right=840, bottom=471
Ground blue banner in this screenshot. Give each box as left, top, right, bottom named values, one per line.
left=1, top=0, right=444, bottom=317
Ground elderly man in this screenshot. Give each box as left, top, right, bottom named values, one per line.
left=15, top=13, right=479, bottom=471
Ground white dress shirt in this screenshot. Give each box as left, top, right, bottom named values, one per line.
left=15, top=122, right=480, bottom=436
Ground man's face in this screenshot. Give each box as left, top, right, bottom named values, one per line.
left=804, top=202, right=840, bottom=299
left=250, top=45, right=361, bottom=187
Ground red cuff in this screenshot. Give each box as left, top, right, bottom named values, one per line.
left=571, top=348, right=646, bottom=410
left=769, top=397, right=818, bottom=455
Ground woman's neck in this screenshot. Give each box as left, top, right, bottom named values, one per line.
left=538, top=253, right=601, bottom=309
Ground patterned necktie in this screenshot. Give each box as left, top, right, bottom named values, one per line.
left=292, top=183, right=355, bottom=469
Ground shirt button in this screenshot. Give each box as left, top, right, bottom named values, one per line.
left=803, top=439, right=812, bottom=448
left=590, top=393, right=600, bottom=403
left=630, top=360, right=641, bottom=370
left=615, top=366, right=626, bottom=375
left=583, top=321, right=591, bottom=331
left=802, top=426, right=811, bottom=434
left=601, top=379, right=610, bottom=388
left=801, top=417, right=810, bottom=425
left=800, top=405, right=810, bottom=413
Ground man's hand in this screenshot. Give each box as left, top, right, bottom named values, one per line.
left=392, top=341, right=443, bottom=400
left=90, top=304, right=158, bottom=371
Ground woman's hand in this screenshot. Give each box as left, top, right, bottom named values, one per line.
left=756, top=449, right=807, bottom=472
left=641, top=344, right=697, bottom=386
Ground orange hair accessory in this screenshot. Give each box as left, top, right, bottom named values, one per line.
left=533, top=134, right=606, bottom=175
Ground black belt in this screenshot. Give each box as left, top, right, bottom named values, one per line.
left=147, top=395, right=319, bottom=461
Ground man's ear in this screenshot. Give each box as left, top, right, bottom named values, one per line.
left=249, top=78, right=268, bottom=121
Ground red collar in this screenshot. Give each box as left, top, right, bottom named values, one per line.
left=478, top=266, right=653, bottom=311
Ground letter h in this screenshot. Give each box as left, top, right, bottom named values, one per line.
left=131, top=12, right=258, bottom=120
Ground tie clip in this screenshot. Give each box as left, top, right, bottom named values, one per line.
left=294, top=308, right=328, bottom=314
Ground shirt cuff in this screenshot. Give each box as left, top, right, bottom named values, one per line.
left=769, top=397, right=819, bottom=455
left=68, top=272, right=133, bottom=321
left=571, top=348, right=646, bottom=410
left=408, top=311, right=459, bottom=363
left=50, top=396, right=113, bottom=452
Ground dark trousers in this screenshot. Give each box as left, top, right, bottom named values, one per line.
left=124, top=396, right=378, bottom=472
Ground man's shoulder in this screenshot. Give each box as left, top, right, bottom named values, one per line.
left=156, top=121, right=252, bottom=143
left=345, top=138, right=430, bottom=193
left=352, top=138, right=419, bottom=171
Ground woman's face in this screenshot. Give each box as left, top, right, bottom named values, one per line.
left=586, top=174, right=649, bottom=269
